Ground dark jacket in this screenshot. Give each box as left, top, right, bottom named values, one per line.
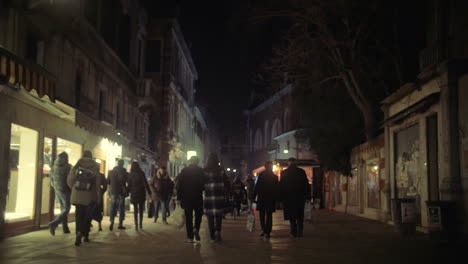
left=280, top=165, right=311, bottom=220
left=150, top=175, right=174, bottom=201
left=50, top=152, right=72, bottom=194
left=176, top=165, right=205, bottom=209
left=67, top=157, right=101, bottom=206
left=128, top=170, right=151, bottom=204
left=107, top=166, right=128, bottom=196
left=203, top=167, right=228, bottom=216
left=231, top=178, right=246, bottom=200
left=245, top=176, right=255, bottom=201
left=253, top=170, right=279, bottom=212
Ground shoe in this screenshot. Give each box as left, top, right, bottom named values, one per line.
left=265, top=233, right=271, bottom=239
left=109, top=223, right=114, bottom=231
left=63, top=229, right=71, bottom=234
left=48, top=223, right=56, bottom=236
left=154, top=218, right=158, bottom=223
left=185, top=238, right=194, bottom=243
left=216, top=232, right=222, bottom=242
left=259, top=231, right=265, bottom=237
left=135, top=225, right=139, bottom=231
left=83, top=234, right=90, bottom=242
left=194, top=230, right=201, bottom=242
left=290, top=232, right=297, bottom=238
left=210, top=239, right=216, bottom=243
left=163, top=220, right=168, bottom=225
left=118, top=226, right=126, bottom=230
left=75, top=232, right=82, bottom=246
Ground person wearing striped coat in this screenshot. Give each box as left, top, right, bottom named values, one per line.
left=203, top=154, right=229, bottom=243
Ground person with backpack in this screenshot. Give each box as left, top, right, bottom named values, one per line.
left=107, top=159, right=129, bottom=230
left=150, top=167, right=174, bottom=224
left=48, top=152, right=72, bottom=236
left=128, top=162, right=151, bottom=230
left=67, top=150, right=101, bottom=246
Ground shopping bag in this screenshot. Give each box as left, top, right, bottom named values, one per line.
left=246, top=212, right=255, bottom=232
left=172, top=204, right=185, bottom=228
left=304, top=201, right=313, bottom=222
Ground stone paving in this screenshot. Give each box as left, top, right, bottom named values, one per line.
left=0, top=210, right=464, bottom=264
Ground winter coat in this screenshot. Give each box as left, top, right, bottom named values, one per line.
left=280, top=165, right=311, bottom=220
left=150, top=169, right=174, bottom=201
left=253, top=170, right=279, bottom=213
left=50, top=152, right=72, bottom=194
left=107, top=166, right=128, bottom=196
left=67, top=157, right=101, bottom=206
left=128, top=169, right=151, bottom=204
left=203, top=167, right=228, bottom=216
left=245, top=176, right=255, bottom=201
left=176, top=165, right=205, bottom=209
left=231, top=179, right=246, bottom=201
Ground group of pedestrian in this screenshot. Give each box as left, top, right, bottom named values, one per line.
left=48, top=149, right=311, bottom=246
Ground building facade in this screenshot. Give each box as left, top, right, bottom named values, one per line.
left=0, top=0, right=157, bottom=238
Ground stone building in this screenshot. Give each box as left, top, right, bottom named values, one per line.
left=0, top=0, right=157, bottom=237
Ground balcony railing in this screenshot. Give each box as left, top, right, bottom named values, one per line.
left=419, top=42, right=445, bottom=73
left=0, top=47, right=56, bottom=101
left=136, top=78, right=157, bottom=109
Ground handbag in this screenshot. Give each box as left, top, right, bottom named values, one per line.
left=172, top=204, right=185, bottom=228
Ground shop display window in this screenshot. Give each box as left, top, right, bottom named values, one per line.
left=6, top=124, right=38, bottom=222
left=367, top=161, right=380, bottom=209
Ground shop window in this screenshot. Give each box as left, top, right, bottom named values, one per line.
left=40, top=137, right=53, bottom=220
left=6, top=124, right=38, bottom=222
left=367, top=161, right=380, bottom=209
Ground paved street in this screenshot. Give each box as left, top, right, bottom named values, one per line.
left=0, top=210, right=462, bottom=264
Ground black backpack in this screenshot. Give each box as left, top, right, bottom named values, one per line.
left=74, top=167, right=96, bottom=191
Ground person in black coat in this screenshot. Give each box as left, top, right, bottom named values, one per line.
left=176, top=156, right=205, bottom=242
left=280, top=158, right=311, bottom=237
left=253, top=161, right=279, bottom=238
left=128, top=162, right=151, bottom=231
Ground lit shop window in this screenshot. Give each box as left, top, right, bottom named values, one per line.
left=6, top=124, right=38, bottom=222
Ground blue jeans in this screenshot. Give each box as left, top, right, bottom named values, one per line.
left=50, top=191, right=71, bottom=231
left=110, top=195, right=125, bottom=225
left=154, top=200, right=167, bottom=221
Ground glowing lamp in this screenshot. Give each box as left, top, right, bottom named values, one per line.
left=283, top=149, right=289, bottom=154
left=187, top=151, right=197, bottom=160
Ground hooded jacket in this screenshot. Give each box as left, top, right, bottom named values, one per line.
left=150, top=169, right=174, bottom=201
left=50, top=152, right=72, bottom=193
left=67, top=157, right=101, bottom=206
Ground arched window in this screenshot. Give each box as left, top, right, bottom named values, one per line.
left=283, top=108, right=290, bottom=132
left=254, top=129, right=263, bottom=151
left=271, top=119, right=282, bottom=141
left=264, top=120, right=270, bottom=147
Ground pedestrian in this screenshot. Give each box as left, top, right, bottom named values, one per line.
left=280, top=158, right=311, bottom=238
left=245, top=174, right=255, bottom=210
left=128, top=161, right=151, bottom=230
left=253, top=161, right=279, bottom=239
left=92, top=172, right=107, bottom=231
left=203, top=154, right=228, bottom=243
left=231, top=176, right=246, bottom=216
left=176, top=156, right=205, bottom=243
left=150, top=167, right=173, bottom=224
left=67, top=150, right=101, bottom=246
left=48, top=152, right=72, bottom=236
left=107, top=159, right=129, bottom=230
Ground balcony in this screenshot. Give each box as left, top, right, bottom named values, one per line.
left=419, top=42, right=445, bottom=74
left=0, top=46, right=56, bottom=101
left=136, top=78, right=157, bottom=110
left=99, top=109, right=114, bottom=126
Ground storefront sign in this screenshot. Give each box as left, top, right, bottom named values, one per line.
left=401, top=202, right=416, bottom=223
left=427, top=206, right=441, bottom=230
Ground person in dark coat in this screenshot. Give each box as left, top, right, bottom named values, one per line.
left=176, top=156, right=205, bottom=243
left=231, top=176, right=246, bottom=216
left=128, top=162, right=151, bottom=230
left=280, top=158, right=311, bottom=238
left=92, top=173, right=107, bottom=231
left=203, top=154, right=228, bottom=243
left=253, top=161, right=279, bottom=238
left=150, top=167, right=173, bottom=224
left=49, top=152, right=72, bottom=235
left=107, top=159, right=128, bottom=230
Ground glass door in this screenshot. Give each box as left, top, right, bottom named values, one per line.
left=40, top=137, right=55, bottom=226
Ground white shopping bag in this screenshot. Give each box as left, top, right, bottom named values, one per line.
left=246, top=212, right=255, bottom=232
left=172, top=204, right=185, bottom=228
left=304, top=201, right=313, bottom=222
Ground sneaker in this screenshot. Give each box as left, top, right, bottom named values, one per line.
left=118, top=226, right=126, bottom=230
left=48, top=223, right=56, bottom=236
left=109, top=223, right=114, bottom=231
left=194, top=231, right=201, bottom=242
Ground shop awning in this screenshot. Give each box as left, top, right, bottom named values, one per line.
left=76, top=111, right=124, bottom=145
left=0, top=47, right=56, bottom=102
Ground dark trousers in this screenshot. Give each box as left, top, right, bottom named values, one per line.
left=207, top=215, right=223, bottom=239
left=184, top=206, right=203, bottom=239
left=75, top=204, right=92, bottom=236
left=133, top=201, right=145, bottom=227
left=260, top=210, right=273, bottom=234
left=50, top=191, right=71, bottom=231
left=289, top=217, right=304, bottom=236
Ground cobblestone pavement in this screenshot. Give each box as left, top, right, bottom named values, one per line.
left=0, top=210, right=463, bottom=264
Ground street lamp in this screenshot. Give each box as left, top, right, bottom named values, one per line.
left=283, top=149, right=289, bottom=154
left=227, top=168, right=231, bottom=171
left=233, top=169, right=237, bottom=172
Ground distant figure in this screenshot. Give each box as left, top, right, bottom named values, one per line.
left=245, top=174, right=256, bottom=209
left=176, top=156, right=205, bottom=243
left=43, top=146, right=52, bottom=176
left=280, top=158, right=311, bottom=238
left=128, top=162, right=151, bottom=230
left=231, top=176, right=246, bottom=216
left=67, top=150, right=101, bottom=246
left=150, top=167, right=173, bottom=224
left=253, top=161, right=279, bottom=239
left=203, top=154, right=228, bottom=243
left=92, top=172, right=107, bottom=231
left=49, top=152, right=72, bottom=236
left=107, top=159, right=129, bottom=230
